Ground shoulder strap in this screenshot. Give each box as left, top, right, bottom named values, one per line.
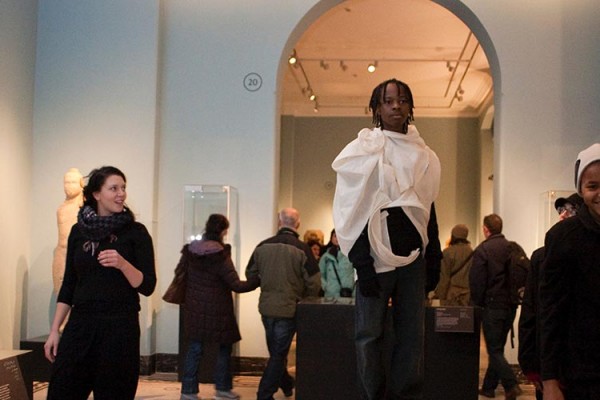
left=331, top=258, right=343, bottom=287
left=450, top=251, right=473, bottom=278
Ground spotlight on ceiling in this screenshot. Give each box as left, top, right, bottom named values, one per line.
left=367, top=61, right=377, bottom=73
left=288, top=50, right=297, bottom=65
left=320, top=60, right=329, bottom=70
left=339, top=60, right=348, bottom=71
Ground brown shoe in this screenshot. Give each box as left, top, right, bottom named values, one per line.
left=505, top=384, right=523, bottom=399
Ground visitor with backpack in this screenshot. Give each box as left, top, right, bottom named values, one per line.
left=469, top=214, right=524, bottom=400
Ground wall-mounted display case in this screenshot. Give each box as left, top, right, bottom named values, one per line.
left=183, top=185, right=239, bottom=266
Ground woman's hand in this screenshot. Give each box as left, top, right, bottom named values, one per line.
left=97, top=249, right=125, bottom=270
left=44, top=331, right=61, bottom=363
left=98, top=249, right=144, bottom=288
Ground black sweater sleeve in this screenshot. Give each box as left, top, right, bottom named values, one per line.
left=348, top=225, right=376, bottom=281
left=132, top=223, right=156, bottom=297
left=425, top=203, right=443, bottom=292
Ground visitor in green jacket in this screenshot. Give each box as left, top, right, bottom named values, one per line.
left=319, top=229, right=355, bottom=298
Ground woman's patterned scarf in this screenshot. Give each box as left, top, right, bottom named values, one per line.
left=77, top=205, right=133, bottom=255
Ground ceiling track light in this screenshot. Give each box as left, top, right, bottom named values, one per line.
left=455, top=94, right=463, bottom=102
left=313, top=102, right=319, bottom=113
left=367, top=61, right=378, bottom=73
left=339, top=60, right=348, bottom=71
left=288, top=49, right=317, bottom=109
left=288, top=50, right=297, bottom=65
left=458, top=86, right=465, bottom=95
left=446, top=61, right=454, bottom=72
left=320, top=60, right=329, bottom=70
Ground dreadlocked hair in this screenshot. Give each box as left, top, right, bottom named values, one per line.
left=368, top=78, right=415, bottom=131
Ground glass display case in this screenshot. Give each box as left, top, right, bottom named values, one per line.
left=183, top=185, right=239, bottom=266
left=537, top=190, right=572, bottom=247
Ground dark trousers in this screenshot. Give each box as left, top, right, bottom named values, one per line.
left=257, top=316, right=296, bottom=400
left=355, top=258, right=426, bottom=400
left=47, top=312, right=140, bottom=400
left=181, top=341, right=233, bottom=394
left=481, top=307, right=518, bottom=392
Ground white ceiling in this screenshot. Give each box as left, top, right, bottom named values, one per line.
left=281, top=0, right=493, bottom=118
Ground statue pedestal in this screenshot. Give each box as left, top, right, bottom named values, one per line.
left=295, top=299, right=481, bottom=400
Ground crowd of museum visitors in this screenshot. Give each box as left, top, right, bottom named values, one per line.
left=42, top=77, right=599, bottom=400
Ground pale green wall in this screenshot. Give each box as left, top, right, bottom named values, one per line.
left=0, top=0, right=37, bottom=349
left=0, top=0, right=596, bottom=361
left=29, top=1, right=161, bottom=355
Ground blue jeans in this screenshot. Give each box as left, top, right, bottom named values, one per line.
left=355, top=258, right=425, bottom=400
left=257, top=316, right=296, bottom=400
left=481, top=307, right=517, bottom=391
left=181, top=340, right=233, bottom=394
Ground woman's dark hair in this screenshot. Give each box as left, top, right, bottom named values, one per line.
left=83, top=166, right=134, bottom=219
left=307, top=239, right=322, bottom=249
left=323, top=228, right=336, bottom=248
left=369, top=78, right=415, bottom=131
left=204, top=214, right=230, bottom=242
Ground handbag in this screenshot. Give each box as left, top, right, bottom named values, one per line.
left=162, top=252, right=188, bottom=304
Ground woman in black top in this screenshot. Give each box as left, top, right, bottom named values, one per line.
left=44, top=166, right=156, bottom=400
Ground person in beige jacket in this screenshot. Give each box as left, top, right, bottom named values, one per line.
left=435, top=224, right=474, bottom=306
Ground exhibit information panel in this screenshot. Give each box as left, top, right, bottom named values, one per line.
left=0, top=350, right=30, bottom=400
left=434, top=306, right=475, bottom=333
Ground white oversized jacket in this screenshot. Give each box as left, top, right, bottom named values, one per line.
left=332, top=125, right=440, bottom=274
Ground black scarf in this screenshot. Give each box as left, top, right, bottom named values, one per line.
left=77, top=205, right=133, bottom=254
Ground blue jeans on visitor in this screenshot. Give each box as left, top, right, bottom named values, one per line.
left=181, top=340, right=233, bottom=394
left=481, top=307, right=518, bottom=392
left=355, top=257, right=426, bottom=400
left=257, top=316, right=296, bottom=400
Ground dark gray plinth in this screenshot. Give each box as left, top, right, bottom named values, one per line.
left=19, top=336, right=51, bottom=383
left=0, top=349, right=34, bottom=399
left=295, top=299, right=481, bottom=400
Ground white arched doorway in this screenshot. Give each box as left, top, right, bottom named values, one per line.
left=276, top=0, right=499, bottom=246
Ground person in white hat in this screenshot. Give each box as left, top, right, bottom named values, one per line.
left=539, top=143, right=600, bottom=400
